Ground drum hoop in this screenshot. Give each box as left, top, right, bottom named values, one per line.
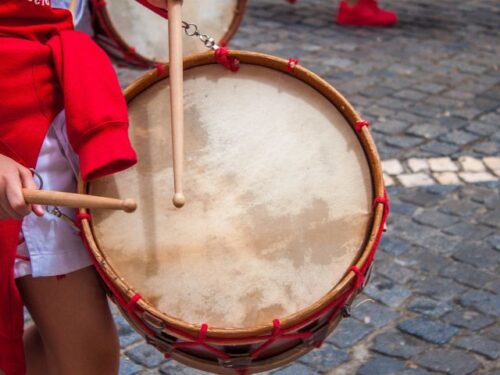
left=79, top=50, right=385, bottom=340
left=90, top=0, right=247, bottom=65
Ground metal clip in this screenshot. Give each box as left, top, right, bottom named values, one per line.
left=218, top=356, right=253, bottom=369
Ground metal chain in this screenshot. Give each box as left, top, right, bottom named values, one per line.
left=181, top=21, right=219, bottom=50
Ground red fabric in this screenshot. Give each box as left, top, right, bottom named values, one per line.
left=0, top=2, right=138, bottom=374
left=336, top=0, right=398, bottom=27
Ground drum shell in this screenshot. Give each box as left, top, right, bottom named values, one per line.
left=78, top=51, right=388, bottom=374
left=90, top=0, right=247, bottom=66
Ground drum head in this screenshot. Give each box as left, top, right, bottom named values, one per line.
left=89, top=56, right=373, bottom=329
left=103, top=0, right=243, bottom=62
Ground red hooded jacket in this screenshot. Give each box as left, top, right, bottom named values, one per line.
left=0, top=1, right=171, bottom=373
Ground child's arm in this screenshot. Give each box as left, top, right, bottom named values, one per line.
left=0, top=155, right=44, bottom=220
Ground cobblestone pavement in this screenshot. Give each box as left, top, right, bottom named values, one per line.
left=57, top=0, right=500, bottom=374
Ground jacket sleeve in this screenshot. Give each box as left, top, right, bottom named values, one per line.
left=48, top=31, right=137, bottom=181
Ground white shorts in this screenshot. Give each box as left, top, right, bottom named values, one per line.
left=14, top=112, right=93, bottom=279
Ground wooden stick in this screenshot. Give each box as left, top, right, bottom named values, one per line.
left=168, top=0, right=185, bottom=208
left=23, top=189, right=137, bottom=213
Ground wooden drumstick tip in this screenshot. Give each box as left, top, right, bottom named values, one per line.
left=122, top=199, right=138, bottom=213
left=173, top=193, right=185, bottom=208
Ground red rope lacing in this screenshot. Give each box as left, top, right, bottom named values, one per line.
left=287, top=58, right=299, bottom=72
left=214, top=47, right=240, bottom=72
left=155, top=63, right=166, bottom=76
left=355, top=119, right=370, bottom=133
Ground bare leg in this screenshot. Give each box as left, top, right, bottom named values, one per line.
left=24, top=325, right=50, bottom=375
left=17, top=266, right=119, bottom=375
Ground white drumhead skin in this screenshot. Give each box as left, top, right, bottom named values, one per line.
left=105, top=0, right=239, bottom=61
left=90, top=64, right=373, bottom=329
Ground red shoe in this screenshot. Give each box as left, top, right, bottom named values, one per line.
left=336, top=0, right=398, bottom=27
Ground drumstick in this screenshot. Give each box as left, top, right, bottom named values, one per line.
left=168, top=0, right=186, bottom=208
left=23, top=189, right=137, bottom=213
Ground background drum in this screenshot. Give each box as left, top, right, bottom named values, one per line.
left=91, top=0, right=247, bottom=66
left=79, top=51, right=388, bottom=374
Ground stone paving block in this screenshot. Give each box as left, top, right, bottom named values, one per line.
left=382, top=159, right=405, bottom=175
left=115, top=315, right=143, bottom=349
left=371, top=331, right=425, bottom=359
left=384, top=173, right=395, bottom=186
left=428, top=157, right=459, bottom=172
left=439, top=130, right=480, bottom=146
left=385, top=135, right=425, bottom=149
left=407, top=124, right=447, bottom=139
left=351, top=300, right=400, bottom=328
left=459, top=171, right=497, bottom=183
left=375, top=261, right=416, bottom=284
left=432, top=172, right=461, bottom=185
left=119, top=357, right=144, bottom=375
left=375, top=119, right=410, bottom=134
left=398, top=369, right=432, bottom=375
left=443, top=308, right=495, bottom=331
left=443, top=222, right=494, bottom=241
left=458, top=156, right=486, bottom=172
left=398, top=189, right=444, bottom=207
left=407, top=158, right=429, bottom=173
left=440, top=260, right=496, bottom=289
left=403, top=249, right=454, bottom=274
left=412, top=276, right=468, bottom=301
left=271, top=363, right=317, bottom=375
left=479, top=208, right=500, bottom=228
left=356, top=356, right=406, bottom=375
left=364, top=278, right=412, bottom=307
left=398, top=318, right=459, bottom=345
left=452, top=242, right=499, bottom=270
left=484, top=156, right=500, bottom=172
left=297, top=344, right=350, bottom=372
left=413, top=210, right=459, bottom=229
left=379, top=236, right=411, bottom=256
left=328, top=319, right=374, bottom=349
left=125, top=343, right=166, bottom=368
left=398, top=173, right=435, bottom=187
left=407, top=297, right=452, bottom=317
left=420, top=141, right=460, bottom=156
left=389, top=201, right=418, bottom=216
left=159, top=361, right=210, bottom=375
left=473, top=141, right=499, bottom=155
left=438, top=198, right=484, bottom=217
left=453, top=335, right=500, bottom=360
left=414, top=349, right=480, bottom=375
left=460, top=290, right=500, bottom=317
left=487, top=234, right=500, bottom=251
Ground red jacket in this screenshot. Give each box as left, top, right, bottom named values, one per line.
left=0, top=1, right=154, bottom=373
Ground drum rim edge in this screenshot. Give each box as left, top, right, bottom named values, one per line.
left=91, top=0, right=248, bottom=65
left=79, top=50, right=385, bottom=339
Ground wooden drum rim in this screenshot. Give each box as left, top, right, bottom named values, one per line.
left=79, top=50, right=385, bottom=341
left=91, top=0, right=248, bottom=65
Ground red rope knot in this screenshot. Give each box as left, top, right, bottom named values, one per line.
left=350, top=266, right=365, bottom=289
left=214, top=47, right=240, bottom=72
left=354, top=119, right=370, bottom=133
left=373, top=192, right=390, bottom=221
left=155, top=63, right=166, bottom=76
left=76, top=212, right=91, bottom=230
left=125, top=293, right=142, bottom=312
left=287, top=58, right=299, bottom=73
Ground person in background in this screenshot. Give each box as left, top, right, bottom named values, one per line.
left=336, top=0, right=398, bottom=26
left=288, top=0, right=397, bottom=27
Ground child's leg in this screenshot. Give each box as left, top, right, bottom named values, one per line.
left=24, top=325, right=50, bottom=374
left=16, top=266, right=120, bottom=375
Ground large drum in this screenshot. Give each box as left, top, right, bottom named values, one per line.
left=79, top=51, right=388, bottom=374
left=91, top=0, right=247, bottom=66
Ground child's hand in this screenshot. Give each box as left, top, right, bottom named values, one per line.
left=0, top=155, right=44, bottom=220
left=147, top=0, right=168, bottom=9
